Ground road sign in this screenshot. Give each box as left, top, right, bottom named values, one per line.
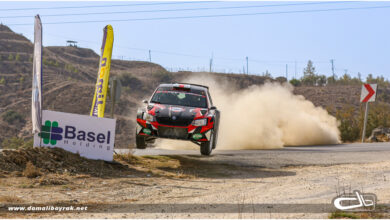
left=360, top=84, right=377, bottom=103
left=360, top=83, right=377, bottom=142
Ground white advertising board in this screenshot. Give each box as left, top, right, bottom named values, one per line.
left=34, top=110, right=116, bottom=161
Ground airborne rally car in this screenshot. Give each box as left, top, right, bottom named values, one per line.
left=135, top=83, right=220, bottom=155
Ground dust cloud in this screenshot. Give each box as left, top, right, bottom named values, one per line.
left=157, top=76, right=340, bottom=150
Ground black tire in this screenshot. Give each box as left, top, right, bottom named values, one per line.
left=200, top=130, right=214, bottom=156
left=135, top=134, right=147, bottom=149
left=212, top=111, right=220, bottom=149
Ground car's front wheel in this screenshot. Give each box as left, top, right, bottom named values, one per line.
left=135, top=133, right=147, bottom=149
left=200, top=130, right=214, bottom=156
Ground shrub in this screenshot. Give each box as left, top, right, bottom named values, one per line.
left=289, top=78, right=301, bottom=87
left=65, top=64, right=79, bottom=73
left=0, top=77, right=5, bottom=85
left=2, top=110, right=25, bottom=124
left=118, top=73, right=143, bottom=90
left=1, top=137, right=32, bottom=149
left=152, top=70, right=173, bottom=83
left=336, top=107, right=361, bottom=142
left=8, top=54, right=13, bottom=61
left=15, top=53, right=20, bottom=61
left=335, top=103, right=390, bottom=142
left=23, top=162, right=42, bottom=178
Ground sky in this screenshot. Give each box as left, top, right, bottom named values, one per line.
left=1, top=1, right=390, bottom=80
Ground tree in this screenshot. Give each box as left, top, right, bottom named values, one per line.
left=263, top=70, right=272, bottom=78
left=289, top=78, right=301, bottom=86
left=366, top=74, right=374, bottom=83
left=327, top=76, right=337, bottom=85
left=316, top=75, right=327, bottom=86
left=301, top=60, right=317, bottom=85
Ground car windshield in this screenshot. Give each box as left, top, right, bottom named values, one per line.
left=150, top=90, right=208, bottom=108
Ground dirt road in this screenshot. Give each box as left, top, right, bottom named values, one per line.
left=1, top=143, right=390, bottom=218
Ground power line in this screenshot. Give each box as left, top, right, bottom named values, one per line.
left=8, top=4, right=390, bottom=26
left=34, top=32, right=341, bottom=65
left=0, top=2, right=352, bottom=19
left=0, top=1, right=218, bottom=12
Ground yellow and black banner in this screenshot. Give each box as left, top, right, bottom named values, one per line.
left=90, top=25, right=114, bottom=117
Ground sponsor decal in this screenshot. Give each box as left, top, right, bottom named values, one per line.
left=171, top=107, right=184, bottom=112
left=192, top=133, right=203, bottom=140
left=34, top=110, right=116, bottom=161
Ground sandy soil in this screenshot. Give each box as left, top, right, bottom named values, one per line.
left=1, top=150, right=389, bottom=218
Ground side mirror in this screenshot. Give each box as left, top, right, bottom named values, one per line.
left=143, top=100, right=148, bottom=104
left=210, top=106, right=217, bottom=110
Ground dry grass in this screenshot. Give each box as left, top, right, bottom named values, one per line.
left=330, top=210, right=387, bottom=219
left=114, top=153, right=194, bottom=178
left=39, top=174, right=69, bottom=186
left=0, top=195, right=23, bottom=203
left=22, top=161, right=42, bottom=178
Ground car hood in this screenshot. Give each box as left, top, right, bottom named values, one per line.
left=149, top=104, right=208, bottom=120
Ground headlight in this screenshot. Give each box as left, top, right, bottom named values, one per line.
left=144, top=113, right=154, bottom=122
left=192, top=118, right=207, bottom=126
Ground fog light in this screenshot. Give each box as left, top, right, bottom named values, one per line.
left=192, top=133, right=202, bottom=140
left=143, top=128, right=151, bottom=135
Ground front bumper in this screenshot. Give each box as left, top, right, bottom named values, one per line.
left=136, top=118, right=213, bottom=142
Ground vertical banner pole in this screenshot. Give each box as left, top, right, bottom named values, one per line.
left=362, top=102, right=369, bottom=143
left=32, top=15, right=43, bottom=147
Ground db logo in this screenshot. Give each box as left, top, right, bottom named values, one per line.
left=332, top=190, right=376, bottom=211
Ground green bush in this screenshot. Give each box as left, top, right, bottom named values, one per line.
left=289, top=78, right=301, bottom=87
left=15, top=53, right=20, bottom=61
left=1, top=137, right=32, bottom=149
left=335, top=103, right=390, bottom=142
left=0, top=77, right=5, bottom=85
left=8, top=54, right=14, bottom=61
left=2, top=110, right=25, bottom=124
left=336, top=107, right=361, bottom=142
left=65, top=64, right=78, bottom=73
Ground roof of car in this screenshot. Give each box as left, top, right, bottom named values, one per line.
left=158, top=83, right=209, bottom=91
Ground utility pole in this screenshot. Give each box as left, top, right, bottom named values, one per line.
left=286, top=64, right=288, bottom=80
left=209, top=53, right=213, bottom=73
left=243, top=66, right=245, bottom=74
left=294, top=60, right=297, bottom=79
left=246, top=56, right=249, bottom=74
left=148, top=50, right=152, bottom=62
left=330, top=59, right=335, bottom=79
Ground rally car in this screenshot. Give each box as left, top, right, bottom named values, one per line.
left=135, top=83, right=220, bottom=155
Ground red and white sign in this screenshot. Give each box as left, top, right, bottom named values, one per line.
left=360, top=84, right=377, bottom=103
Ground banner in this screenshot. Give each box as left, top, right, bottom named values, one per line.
left=90, top=25, right=114, bottom=117
left=34, top=110, right=116, bottom=161
left=32, top=15, right=42, bottom=133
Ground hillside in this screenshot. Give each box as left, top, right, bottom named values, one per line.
left=0, top=24, right=386, bottom=147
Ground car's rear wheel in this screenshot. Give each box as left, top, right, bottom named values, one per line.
left=135, top=133, right=147, bottom=149
left=200, top=130, right=214, bottom=156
